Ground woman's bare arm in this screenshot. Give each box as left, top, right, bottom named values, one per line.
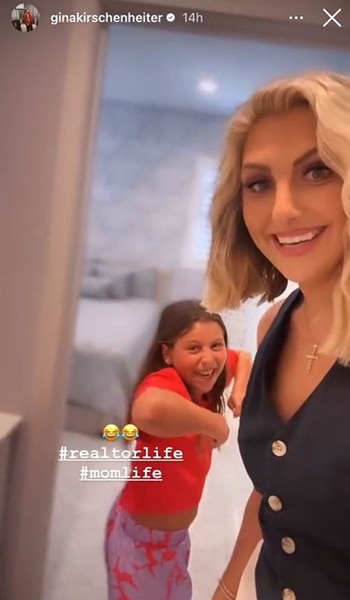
left=212, top=300, right=284, bottom=599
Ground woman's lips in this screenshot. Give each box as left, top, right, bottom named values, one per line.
left=271, top=226, right=326, bottom=256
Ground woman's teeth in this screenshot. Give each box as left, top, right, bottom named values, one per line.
left=276, top=229, right=322, bottom=246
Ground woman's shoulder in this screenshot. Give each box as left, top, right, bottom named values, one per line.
left=257, top=301, right=285, bottom=345
left=257, top=289, right=300, bottom=345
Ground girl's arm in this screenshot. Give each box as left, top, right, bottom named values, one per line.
left=132, top=387, right=229, bottom=443
left=227, top=351, right=253, bottom=417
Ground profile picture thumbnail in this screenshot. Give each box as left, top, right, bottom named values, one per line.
left=11, top=3, right=40, bottom=32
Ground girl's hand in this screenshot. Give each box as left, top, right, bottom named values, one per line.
left=227, top=392, right=244, bottom=417
left=211, top=413, right=230, bottom=446
left=211, top=439, right=222, bottom=450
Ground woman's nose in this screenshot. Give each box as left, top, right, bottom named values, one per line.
left=272, top=183, right=301, bottom=221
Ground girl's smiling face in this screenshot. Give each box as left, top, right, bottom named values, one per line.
left=162, top=320, right=227, bottom=400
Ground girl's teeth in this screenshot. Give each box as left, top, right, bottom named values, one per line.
left=198, top=371, right=214, bottom=378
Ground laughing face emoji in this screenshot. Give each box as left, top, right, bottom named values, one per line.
left=102, top=424, right=119, bottom=441
left=122, top=424, right=139, bottom=441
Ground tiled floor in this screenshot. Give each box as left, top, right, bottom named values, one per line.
left=43, top=416, right=252, bottom=600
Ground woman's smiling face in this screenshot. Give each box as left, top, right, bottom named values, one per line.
left=240, top=106, right=345, bottom=287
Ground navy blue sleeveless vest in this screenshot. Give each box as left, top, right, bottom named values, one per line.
left=238, top=289, right=350, bottom=600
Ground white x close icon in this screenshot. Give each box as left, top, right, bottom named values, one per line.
left=322, top=8, right=342, bottom=27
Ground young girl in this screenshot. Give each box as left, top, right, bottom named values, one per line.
left=105, top=299, right=252, bottom=600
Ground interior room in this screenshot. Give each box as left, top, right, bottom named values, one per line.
left=2, top=1, right=350, bottom=599
left=42, top=16, right=350, bottom=600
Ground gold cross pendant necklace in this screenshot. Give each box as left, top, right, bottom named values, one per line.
left=303, top=304, right=321, bottom=375
left=306, top=344, right=319, bottom=374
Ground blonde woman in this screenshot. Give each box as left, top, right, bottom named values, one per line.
left=204, top=72, right=350, bottom=600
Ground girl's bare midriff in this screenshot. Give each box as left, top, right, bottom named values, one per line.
left=132, top=505, right=198, bottom=530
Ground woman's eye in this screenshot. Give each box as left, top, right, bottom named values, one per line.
left=242, top=179, right=270, bottom=193
left=305, top=164, right=332, bottom=181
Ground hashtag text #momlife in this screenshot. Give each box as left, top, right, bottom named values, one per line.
left=79, top=465, right=163, bottom=481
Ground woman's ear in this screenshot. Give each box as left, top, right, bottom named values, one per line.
left=161, top=344, right=173, bottom=366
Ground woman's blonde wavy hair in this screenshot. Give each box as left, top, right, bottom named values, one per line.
left=204, top=71, right=350, bottom=364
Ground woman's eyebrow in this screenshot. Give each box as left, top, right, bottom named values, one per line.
left=241, top=147, right=318, bottom=172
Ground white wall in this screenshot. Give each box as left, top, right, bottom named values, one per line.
left=86, top=100, right=226, bottom=266
left=0, top=1, right=106, bottom=598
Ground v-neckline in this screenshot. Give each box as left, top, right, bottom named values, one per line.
left=264, top=290, right=339, bottom=428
